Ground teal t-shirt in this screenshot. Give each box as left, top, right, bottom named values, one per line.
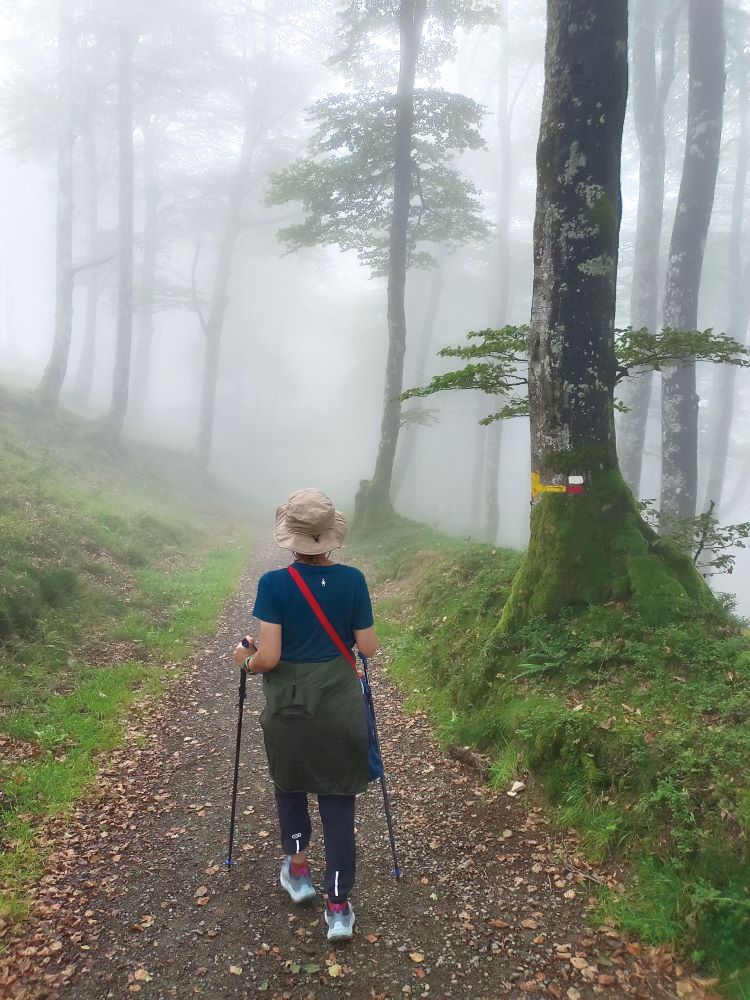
left=252, top=562, right=373, bottom=663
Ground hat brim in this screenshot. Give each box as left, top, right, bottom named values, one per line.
left=274, top=506, right=348, bottom=555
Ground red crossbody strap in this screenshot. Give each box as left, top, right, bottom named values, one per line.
left=287, top=566, right=358, bottom=673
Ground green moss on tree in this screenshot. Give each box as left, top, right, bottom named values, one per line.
left=501, top=457, right=717, bottom=631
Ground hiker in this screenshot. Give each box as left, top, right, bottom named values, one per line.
left=234, top=488, right=377, bottom=942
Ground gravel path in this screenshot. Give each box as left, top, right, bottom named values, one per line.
left=0, top=539, right=715, bottom=1000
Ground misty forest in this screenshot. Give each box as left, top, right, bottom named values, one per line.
left=2, top=0, right=750, bottom=997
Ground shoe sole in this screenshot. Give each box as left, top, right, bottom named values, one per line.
left=280, top=869, right=317, bottom=905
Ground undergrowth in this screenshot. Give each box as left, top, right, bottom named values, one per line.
left=0, top=386, right=248, bottom=923
left=362, top=525, right=750, bottom=997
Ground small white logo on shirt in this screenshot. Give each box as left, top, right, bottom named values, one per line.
left=321, top=578, right=326, bottom=587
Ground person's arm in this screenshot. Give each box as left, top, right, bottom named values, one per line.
left=354, top=626, right=377, bottom=658
left=233, top=620, right=282, bottom=673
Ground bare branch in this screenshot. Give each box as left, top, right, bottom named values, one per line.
left=73, top=254, right=117, bottom=275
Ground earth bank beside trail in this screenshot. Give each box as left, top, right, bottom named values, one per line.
left=0, top=538, right=717, bottom=1000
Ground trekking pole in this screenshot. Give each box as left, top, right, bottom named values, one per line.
left=359, top=653, right=402, bottom=879
left=224, top=640, right=250, bottom=868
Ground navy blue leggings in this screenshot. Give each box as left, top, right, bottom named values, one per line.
left=274, top=787, right=356, bottom=902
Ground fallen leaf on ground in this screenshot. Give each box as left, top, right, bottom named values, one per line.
left=229, top=965, right=242, bottom=976
left=133, top=969, right=152, bottom=982
left=409, top=952, right=425, bottom=963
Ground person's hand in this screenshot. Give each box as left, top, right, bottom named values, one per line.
left=234, top=636, right=257, bottom=667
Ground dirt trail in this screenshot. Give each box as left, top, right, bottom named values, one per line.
left=0, top=539, right=714, bottom=1000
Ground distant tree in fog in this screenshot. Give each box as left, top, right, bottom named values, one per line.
left=106, top=0, right=136, bottom=443
left=269, top=0, right=495, bottom=528
left=705, top=7, right=750, bottom=516
left=37, top=0, right=75, bottom=407
left=660, top=0, right=726, bottom=523
left=187, top=0, right=330, bottom=471
left=617, top=0, right=681, bottom=496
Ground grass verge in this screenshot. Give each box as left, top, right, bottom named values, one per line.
left=353, top=520, right=750, bottom=998
left=0, top=387, right=248, bottom=924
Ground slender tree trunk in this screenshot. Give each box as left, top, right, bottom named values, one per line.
left=37, top=0, right=75, bottom=407
left=392, top=262, right=444, bottom=501
left=362, top=0, right=426, bottom=527
left=618, top=0, right=679, bottom=494
left=0, top=258, right=10, bottom=349
left=470, top=393, right=486, bottom=534
left=72, top=118, right=100, bottom=404
left=483, top=419, right=503, bottom=543
left=107, top=1, right=136, bottom=443
left=483, top=3, right=512, bottom=544
left=502, top=0, right=713, bottom=630
left=660, top=0, right=725, bottom=521
left=129, top=120, right=159, bottom=421
left=705, top=40, right=749, bottom=515
left=195, top=103, right=256, bottom=471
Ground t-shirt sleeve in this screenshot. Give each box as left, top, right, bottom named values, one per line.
left=352, top=570, right=374, bottom=630
left=252, top=572, right=282, bottom=625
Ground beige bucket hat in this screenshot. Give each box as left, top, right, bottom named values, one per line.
left=274, top=488, right=348, bottom=555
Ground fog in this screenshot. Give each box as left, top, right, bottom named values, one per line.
left=1, top=0, right=748, bottom=613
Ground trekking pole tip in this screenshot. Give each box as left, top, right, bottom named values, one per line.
left=393, top=867, right=402, bottom=879
left=224, top=857, right=233, bottom=868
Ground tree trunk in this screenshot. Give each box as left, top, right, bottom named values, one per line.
left=469, top=393, right=486, bottom=535
left=129, top=119, right=159, bottom=421
left=704, top=36, right=749, bottom=515
left=481, top=1, right=512, bottom=544
left=37, top=0, right=75, bottom=407
left=660, top=0, right=725, bottom=521
left=72, top=118, right=100, bottom=404
left=502, top=0, right=713, bottom=630
left=392, top=262, right=444, bottom=501
left=618, top=0, right=679, bottom=494
left=360, top=0, right=426, bottom=528
left=195, top=103, right=256, bottom=471
left=107, top=0, right=136, bottom=443
left=483, top=418, right=503, bottom=543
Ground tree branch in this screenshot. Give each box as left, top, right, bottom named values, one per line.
left=73, top=253, right=116, bottom=275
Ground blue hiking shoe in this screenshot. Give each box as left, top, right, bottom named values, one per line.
left=324, top=900, right=355, bottom=942
left=280, top=856, right=316, bottom=904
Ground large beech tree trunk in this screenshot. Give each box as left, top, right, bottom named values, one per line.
left=107, top=0, right=136, bottom=443
left=37, top=0, right=75, bottom=407
left=618, top=0, right=679, bottom=494
left=502, top=0, right=713, bottom=630
left=660, top=0, right=725, bottom=521
left=360, top=0, right=426, bottom=528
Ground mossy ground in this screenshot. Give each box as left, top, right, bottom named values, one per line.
left=0, top=386, right=249, bottom=923
left=354, top=522, right=750, bottom=998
